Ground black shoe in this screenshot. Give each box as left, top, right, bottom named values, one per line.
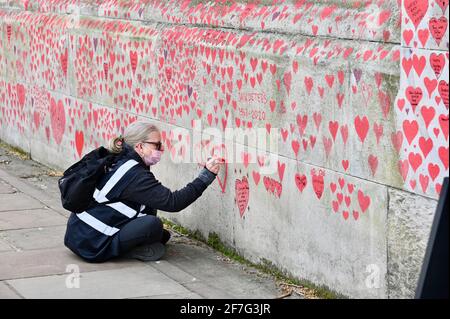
left=161, top=229, right=171, bottom=245
left=124, top=242, right=166, bottom=262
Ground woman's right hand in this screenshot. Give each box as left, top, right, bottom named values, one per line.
left=205, top=157, right=224, bottom=174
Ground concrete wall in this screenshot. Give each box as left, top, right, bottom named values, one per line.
left=0, top=0, right=448, bottom=298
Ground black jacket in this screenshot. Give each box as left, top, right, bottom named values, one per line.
left=64, top=143, right=216, bottom=262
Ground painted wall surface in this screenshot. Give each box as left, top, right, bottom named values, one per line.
left=0, top=0, right=448, bottom=298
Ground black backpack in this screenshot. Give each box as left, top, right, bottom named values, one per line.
left=58, top=147, right=118, bottom=213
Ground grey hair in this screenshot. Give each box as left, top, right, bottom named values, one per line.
left=109, top=121, right=159, bottom=154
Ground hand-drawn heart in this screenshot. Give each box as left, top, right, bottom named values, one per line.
left=406, top=86, right=423, bottom=113
left=403, top=119, right=419, bottom=144
left=403, top=29, right=414, bottom=45
left=398, top=159, right=410, bottom=181
left=408, top=152, right=423, bottom=172
left=50, top=97, right=66, bottom=145
left=252, top=171, right=261, bottom=186
left=328, top=121, right=339, bottom=141
left=75, top=130, right=84, bottom=158
left=419, top=174, right=429, bottom=193
left=16, top=83, right=26, bottom=108
left=424, top=77, right=437, bottom=98
left=430, top=53, right=445, bottom=79
left=354, top=115, right=369, bottom=143
left=235, top=176, right=249, bottom=217
left=212, top=144, right=228, bottom=193
left=378, top=91, right=391, bottom=119
left=418, top=28, right=430, bottom=47
left=429, top=16, right=448, bottom=46
left=439, top=146, right=449, bottom=170
left=368, top=154, right=378, bottom=176
left=129, top=51, right=138, bottom=74
left=60, top=48, right=68, bottom=77
left=311, top=170, right=324, bottom=200
left=404, top=0, right=429, bottom=29
left=435, top=0, right=449, bottom=13
left=428, top=163, right=440, bottom=181
left=357, top=190, right=371, bottom=213
left=277, top=161, right=286, bottom=182
left=438, top=80, right=449, bottom=110
left=412, top=54, right=426, bottom=77
left=419, top=137, right=434, bottom=158
left=304, top=76, right=313, bottom=95
left=295, top=173, right=307, bottom=193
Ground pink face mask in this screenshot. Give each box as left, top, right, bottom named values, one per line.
left=143, top=150, right=162, bottom=166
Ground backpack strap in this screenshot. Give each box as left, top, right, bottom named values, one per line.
left=93, top=159, right=139, bottom=203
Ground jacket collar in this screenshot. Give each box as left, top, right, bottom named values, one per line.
left=121, top=143, right=148, bottom=168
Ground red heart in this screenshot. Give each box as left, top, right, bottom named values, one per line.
left=403, top=29, right=414, bottom=45
left=313, top=112, right=322, bottom=130
left=311, top=170, right=324, bottom=200
left=424, top=78, right=438, bottom=99
left=368, top=155, right=378, bottom=176
left=403, top=119, right=419, bottom=145
left=357, top=190, right=371, bottom=213
left=439, top=114, right=449, bottom=140
left=420, top=106, right=436, bottom=128
left=405, top=86, right=423, bottom=113
left=50, top=98, right=66, bottom=145
left=277, top=161, right=286, bottom=182
left=340, top=125, right=349, bottom=145
left=16, top=83, right=26, bottom=108
left=439, top=146, right=449, bottom=170
left=418, top=29, right=430, bottom=47
left=342, top=211, right=349, bottom=220
left=429, top=16, right=448, bottom=46
left=342, top=160, right=349, bottom=171
left=438, top=80, right=449, bottom=110
left=75, top=130, right=84, bottom=158
left=428, top=163, right=440, bottom=181
left=419, top=137, right=434, bottom=158
left=252, top=171, right=260, bottom=186
left=408, top=152, right=423, bottom=172
left=295, top=173, right=307, bottom=193
left=430, top=53, right=445, bottom=79
left=436, top=0, right=449, bottom=13
left=297, top=114, right=308, bottom=136
left=354, top=115, right=369, bottom=143
left=291, top=140, right=300, bottom=157
left=304, top=76, right=314, bottom=95
left=322, top=136, right=333, bottom=158
left=419, top=174, right=429, bottom=193
left=235, top=177, right=249, bottom=217
left=412, top=54, right=426, bottom=77
left=373, top=122, right=383, bottom=144
left=328, top=121, right=339, bottom=141
left=332, top=200, right=339, bottom=213
left=404, top=0, right=429, bottom=29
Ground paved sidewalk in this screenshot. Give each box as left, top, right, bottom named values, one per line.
left=0, top=144, right=304, bottom=299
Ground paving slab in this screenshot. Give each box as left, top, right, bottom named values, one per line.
left=0, top=181, right=15, bottom=194
left=162, top=241, right=282, bottom=299
left=0, top=225, right=66, bottom=251
left=0, top=238, right=13, bottom=252
left=0, top=209, right=67, bottom=230
left=7, top=265, right=191, bottom=299
left=0, top=193, right=44, bottom=212
left=0, top=281, right=21, bottom=299
left=0, top=247, right=140, bottom=281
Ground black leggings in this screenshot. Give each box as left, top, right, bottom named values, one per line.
left=117, top=215, right=170, bottom=254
